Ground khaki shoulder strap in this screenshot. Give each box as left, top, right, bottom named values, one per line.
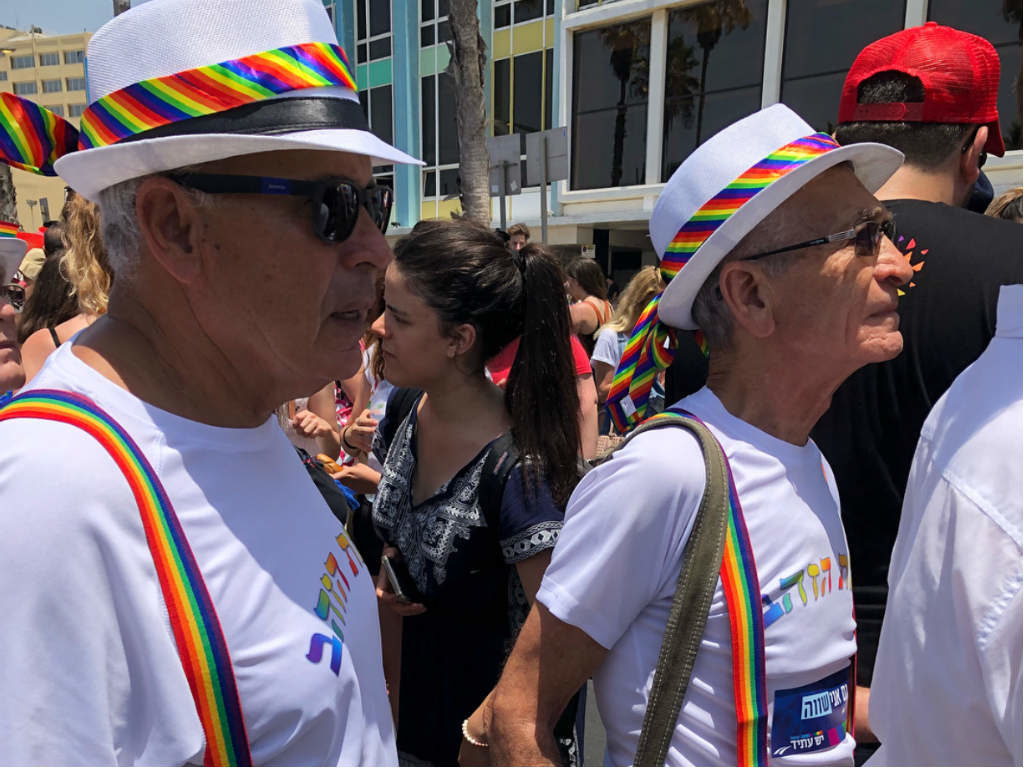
left=608, top=413, right=731, bottom=767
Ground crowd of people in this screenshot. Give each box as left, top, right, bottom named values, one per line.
left=0, top=1, right=1020, bottom=766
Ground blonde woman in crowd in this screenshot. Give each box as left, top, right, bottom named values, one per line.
left=20, top=194, right=112, bottom=380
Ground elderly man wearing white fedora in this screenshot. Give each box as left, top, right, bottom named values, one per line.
left=485, top=103, right=913, bottom=767
left=0, top=225, right=27, bottom=394
left=0, top=0, right=420, bottom=765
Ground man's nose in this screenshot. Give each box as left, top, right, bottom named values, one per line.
left=875, top=236, right=913, bottom=288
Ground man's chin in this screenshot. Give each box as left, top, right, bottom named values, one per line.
left=862, top=332, right=905, bottom=364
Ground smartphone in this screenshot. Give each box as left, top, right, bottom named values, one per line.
left=380, top=554, right=423, bottom=604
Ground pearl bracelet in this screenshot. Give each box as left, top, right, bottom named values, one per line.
left=461, top=718, right=488, bottom=748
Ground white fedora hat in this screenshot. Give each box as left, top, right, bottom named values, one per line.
left=0, top=224, right=28, bottom=284
left=41, top=0, right=421, bottom=200
left=651, top=103, right=903, bottom=330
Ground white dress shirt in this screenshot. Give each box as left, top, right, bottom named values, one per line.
left=870, top=284, right=1023, bottom=766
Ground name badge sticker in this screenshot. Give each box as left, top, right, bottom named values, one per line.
left=770, top=666, right=850, bottom=758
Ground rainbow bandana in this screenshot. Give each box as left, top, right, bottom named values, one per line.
left=0, top=390, right=253, bottom=765
left=0, top=92, right=78, bottom=176
left=0, top=42, right=358, bottom=174
left=607, top=133, right=840, bottom=432
left=0, top=221, right=19, bottom=238
left=643, top=408, right=769, bottom=765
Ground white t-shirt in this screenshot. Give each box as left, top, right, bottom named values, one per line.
left=869, top=285, right=1023, bottom=767
left=538, top=387, right=856, bottom=766
left=0, top=343, right=397, bottom=766
left=591, top=327, right=623, bottom=369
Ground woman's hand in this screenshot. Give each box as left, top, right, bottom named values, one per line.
left=342, top=409, right=379, bottom=455
left=292, top=409, right=338, bottom=441
left=375, top=546, right=427, bottom=616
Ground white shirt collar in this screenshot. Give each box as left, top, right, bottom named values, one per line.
left=995, top=284, right=1022, bottom=339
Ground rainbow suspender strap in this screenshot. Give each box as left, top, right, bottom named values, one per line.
left=0, top=389, right=252, bottom=766
left=643, top=409, right=769, bottom=765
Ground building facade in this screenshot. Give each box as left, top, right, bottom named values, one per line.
left=324, top=0, right=1021, bottom=279
left=0, top=27, right=91, bottom=230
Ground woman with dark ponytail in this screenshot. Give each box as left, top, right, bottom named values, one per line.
left=366, top=218, right=581, bottom=766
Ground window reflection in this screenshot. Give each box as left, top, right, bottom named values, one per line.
left=781, top=0, right=906, bottom=134
left=928, top=0, right=1022, bottom=151
left=571, top=19, right=650, bottom=189
left=662, top=0, right=768, bottom=181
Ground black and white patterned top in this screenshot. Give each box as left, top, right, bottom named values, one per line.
left=370, top=392, right=576, bottom=766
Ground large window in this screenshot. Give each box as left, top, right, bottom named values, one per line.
left=355, top=0, right=391, bottom=63
left=10, top=55, right=33, bottom=70
left=421, top=72, right=460, bottom=199
left=494, top=0, right=555, bottom=28
left=571, top=19, right=650, bottom=189
left=63, top=49, right=85, bottom=64
left=68, top=103, right=86, bottom=118
left=780, top=0, right=906, bottom=134
left=13, top=82, right=37, bottom=95
left=38, top=52, right=59, bottom=67
left=928, top=0, right=1022, bottom=151
left=66, top=77, right=87, bottom=91
left=48, top=104, right=64, bottom=116
left=662, top=0, right=769, bottom=181
left=493, top=49, right=553, bottom=136
left=420, top=0, right=451, bottom=48
left=41, top=78, right=61, bottom=93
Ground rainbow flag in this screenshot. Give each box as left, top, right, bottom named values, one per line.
left=0, top=390, right=252, bottom=765
left=0, top=92, right=77, bottom=176
left=0, top=221, right=19, bottom=238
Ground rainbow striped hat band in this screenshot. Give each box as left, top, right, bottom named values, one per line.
left=607, top=130, right=841, bottom=433
left=0, top=41, right=358, bottom=177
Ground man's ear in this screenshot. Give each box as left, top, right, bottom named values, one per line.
left=958, top=125, right=987, bottom=189
left=719, top=260, right=776, bottom=340
left=135, top=176, right=206, bottom=285
left=448, top=322, right=478, bottom=359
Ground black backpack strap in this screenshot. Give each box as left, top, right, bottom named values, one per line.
left=376, top=387, right=423, bottom=458
left=477, top=432, right=520, bottom=531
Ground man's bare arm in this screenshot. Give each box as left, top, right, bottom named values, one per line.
left=487, top=602, right=608, bottom=765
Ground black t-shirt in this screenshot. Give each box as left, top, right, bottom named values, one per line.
left=811, top=199, right=1022, bottom=685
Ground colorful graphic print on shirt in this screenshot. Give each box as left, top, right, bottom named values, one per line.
left=305, top=529, right=366, bottom=676
left=761, top=551, right=849, bottom=628
left=895, top=233, right=927, bottom=297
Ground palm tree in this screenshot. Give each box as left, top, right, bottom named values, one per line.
left=0, top=165, right=16, bottom=223
left=446, top=0, right=491, bottom=225
left=686, top=0, right=752, bottom=143
left=599, top=22, right=651, bottom=187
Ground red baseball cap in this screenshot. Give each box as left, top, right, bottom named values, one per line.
left=838, top=22, right=1004, bottom=157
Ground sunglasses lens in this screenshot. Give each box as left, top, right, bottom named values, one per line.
left=314, top=182, right=393, bottom=242
left=372, top=186, right=393, bottom=234
left=3, top=284, right=24, bottom=312
left=316, top=183, right=360, bottom=243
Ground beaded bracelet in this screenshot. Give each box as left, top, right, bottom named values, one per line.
left=461, top=718, right=488, bottom=748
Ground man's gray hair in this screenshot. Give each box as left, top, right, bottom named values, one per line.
left=97, top=170, right=218, bottom=281
left=691, top=212, right=798, bottom=352
left=97, top=176, right=147, bottom=280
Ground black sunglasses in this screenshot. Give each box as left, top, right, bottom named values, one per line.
left=741, top=218, right=896, bottom=262
left=166, top=173, right=393, bottom=243
left=2, top=283, right=24, bottom=313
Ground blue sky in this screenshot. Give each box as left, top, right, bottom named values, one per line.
left=0, top=0, right=117, bottom=35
